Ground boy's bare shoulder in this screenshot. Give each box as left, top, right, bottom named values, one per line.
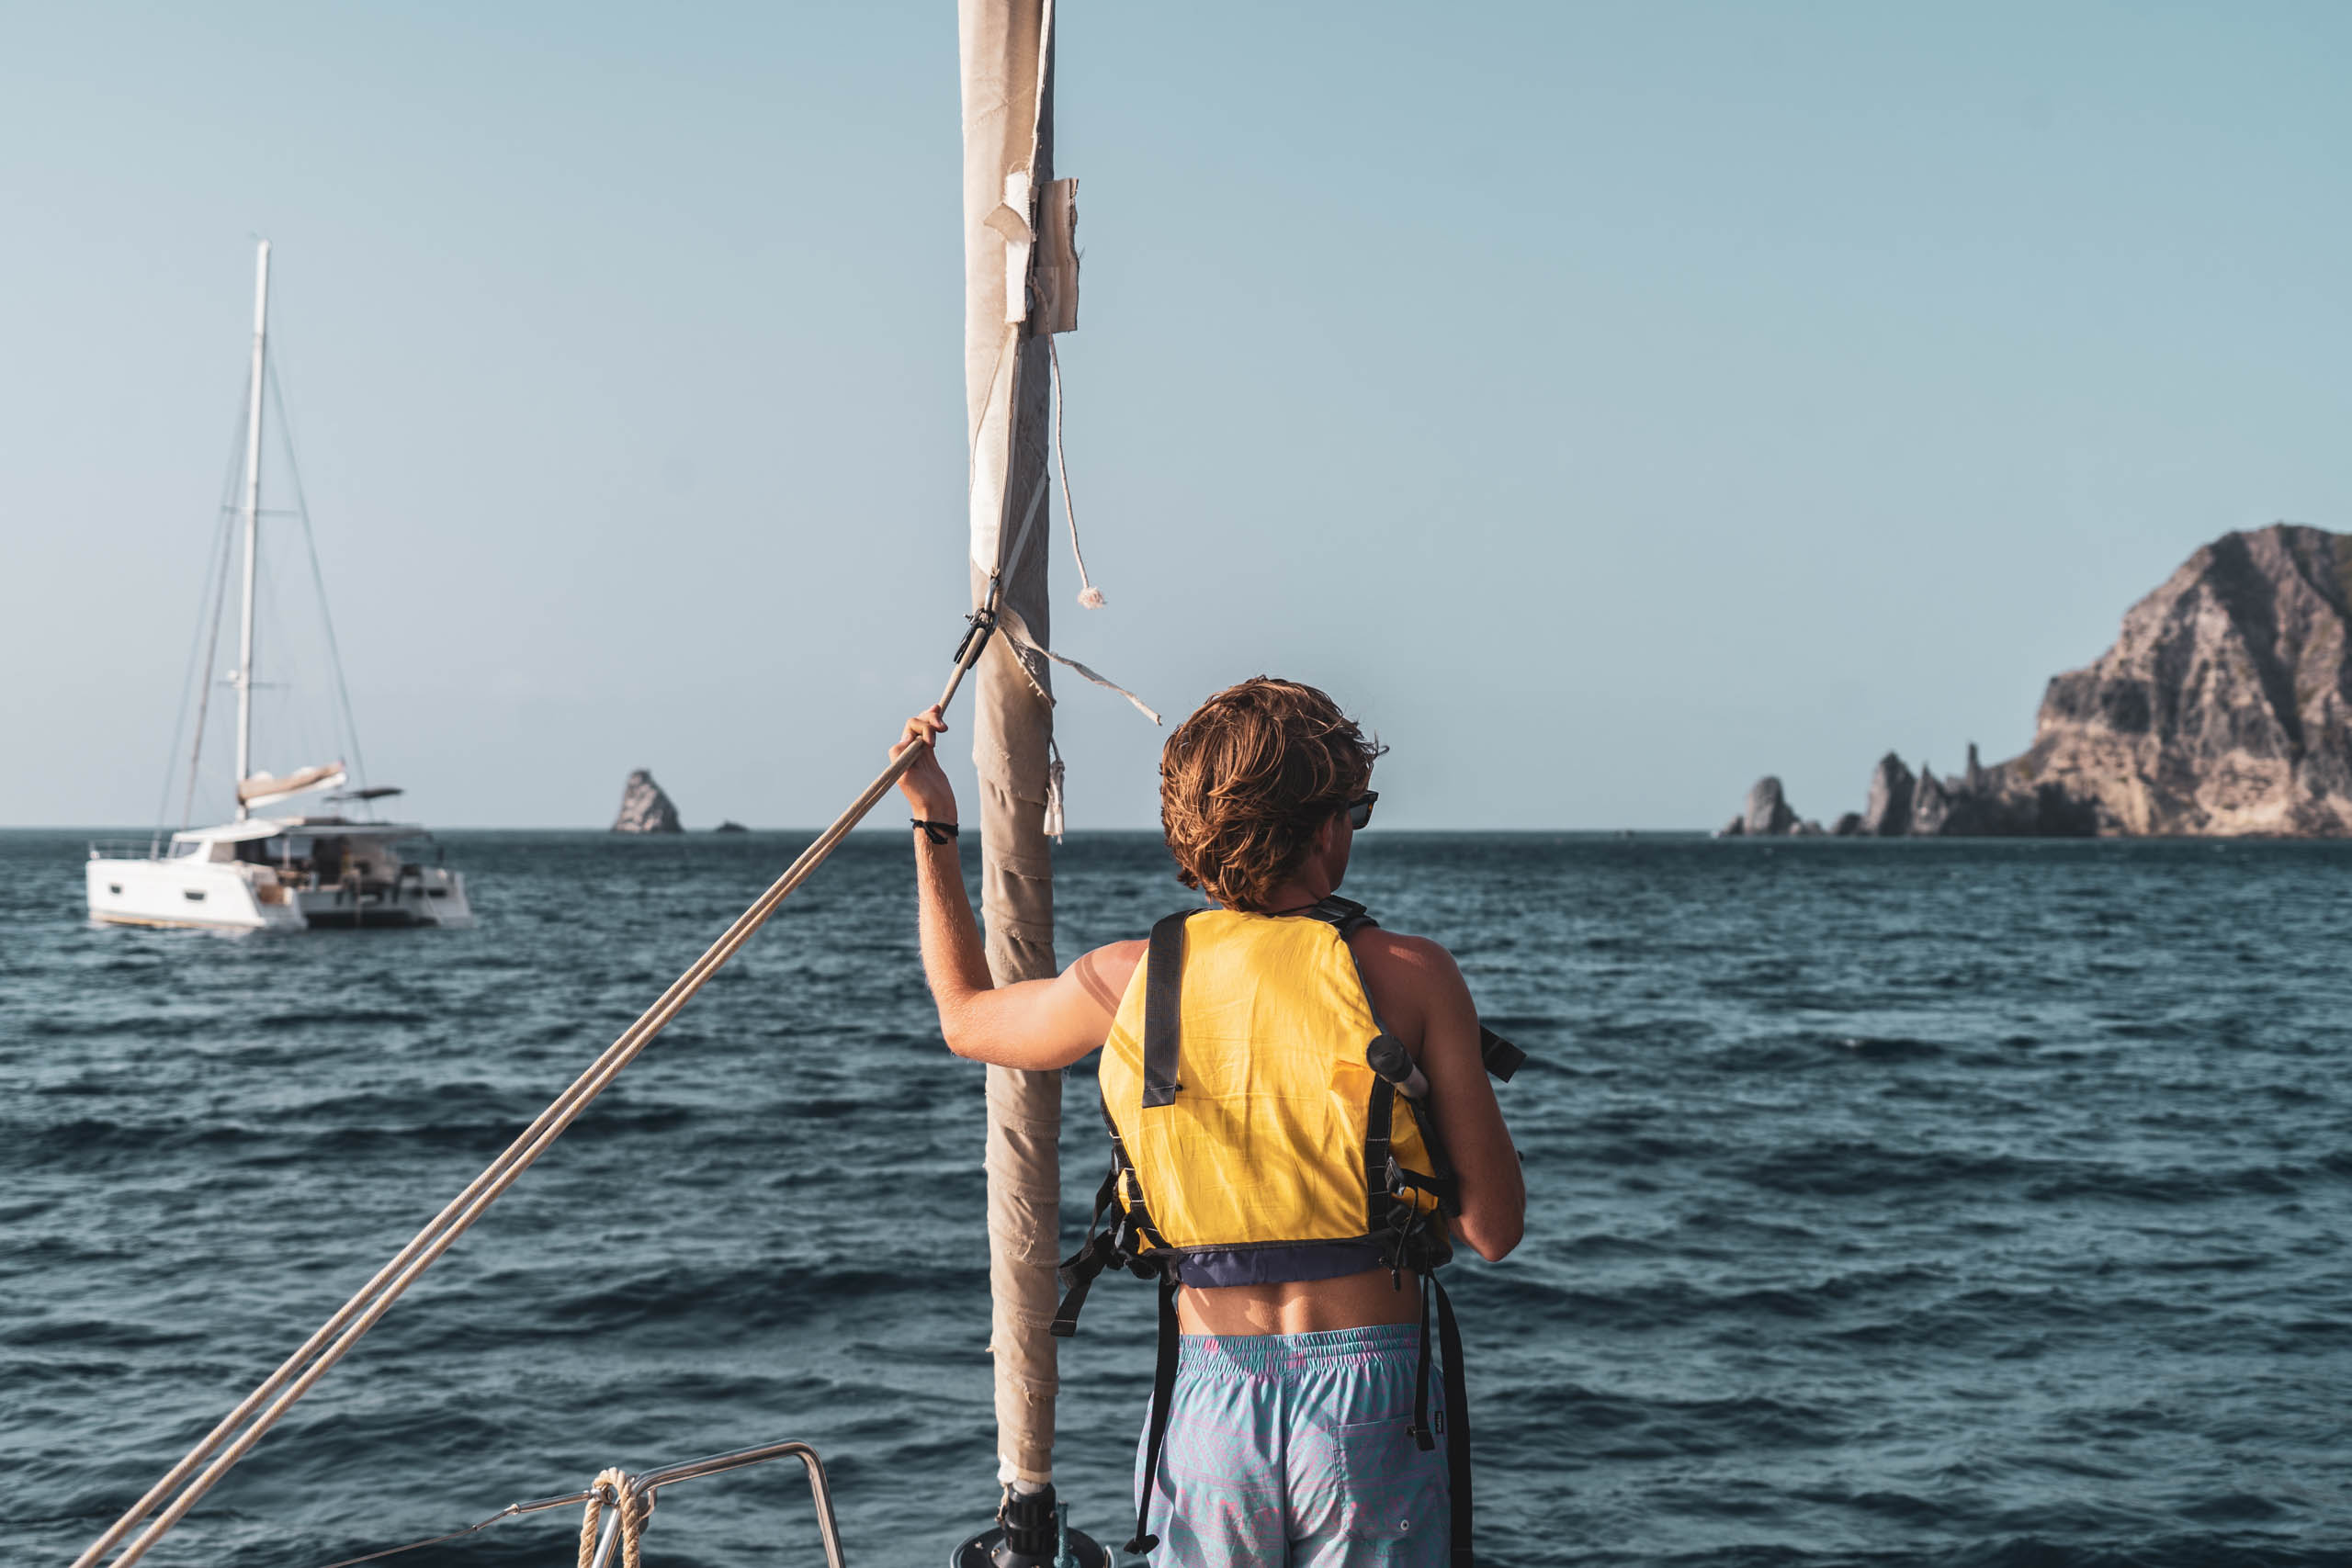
left=1069, top=939, right=1148, bottom=1018
left=1079, top=938, right=1148, bottom=979
left=1348, top=926, right=1464, bottom=990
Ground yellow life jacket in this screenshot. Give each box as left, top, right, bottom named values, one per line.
left=1057, top=896, right=1455, bottom=1314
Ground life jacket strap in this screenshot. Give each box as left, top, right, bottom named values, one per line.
left=1053, top=1121, right=1170, bottom=1337
left=1300, top=892, right=1378, bottom=938
left=1125, top=1273, right=1181, bottom=1554
left=1139, top=910, right=1192, bottom=1108
left=1050, top=1164, right=1120, bottom=1337
left=1410, top=1274, right=1437, bottom=1452
left=1433, top=1273, right=1474, bottom=1565
left=1386, top=1153, right=1463, bottom=1215
left=1364, top=1074, right=1399, bottom=1247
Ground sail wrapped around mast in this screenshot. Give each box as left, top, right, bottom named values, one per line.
left=237, top=761, right=348, bottom=810
left=960, top=0, right=1074, bottom=1495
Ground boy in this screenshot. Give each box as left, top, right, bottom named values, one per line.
left=896, top=677, right=1522, bottom=1567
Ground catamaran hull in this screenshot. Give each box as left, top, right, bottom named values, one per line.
left=290, top=874, right=472, bottom=929
left=86, top=857, right=473, bottom=931
left=85, top=858, right=306, bottom=931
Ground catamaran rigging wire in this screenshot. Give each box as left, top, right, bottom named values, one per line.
left=73, top=592, right=1005, bottom=1568
left=266, top=356, right=370, bottom=794
left=171, top=502, right=239, bottom=837
left=161, top=398, right=258, bottom=841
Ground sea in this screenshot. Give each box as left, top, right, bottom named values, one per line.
left=3, top=829, right=2346, bottom=1568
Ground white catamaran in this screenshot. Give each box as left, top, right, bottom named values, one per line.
left=85, top=241, right=472, bottom=932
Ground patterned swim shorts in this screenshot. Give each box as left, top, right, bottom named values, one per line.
left=1136, top=1324, right=1450, bottom=1567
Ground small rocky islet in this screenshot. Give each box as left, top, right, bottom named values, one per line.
left=609, top=772, right=752, bottom=832
left=611, top=769, right=684, bottom=833
left=1725, top=523, right=2352, bottom=838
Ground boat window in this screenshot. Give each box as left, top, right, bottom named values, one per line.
left=234, top=839, right=276, bottom=864
left=107, top=883, right=123, bottom=895
left=184, top=889, right=207, bottom=902
left=170, top=840, right=203, bottom=859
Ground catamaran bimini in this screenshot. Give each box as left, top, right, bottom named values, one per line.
left=85, top=241, right=471, bottom=932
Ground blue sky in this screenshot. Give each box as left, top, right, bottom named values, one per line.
left=6, top=2, right=2348, bottom=829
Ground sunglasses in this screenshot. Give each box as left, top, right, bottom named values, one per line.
left=1345, top=791, right=1379, bottom=830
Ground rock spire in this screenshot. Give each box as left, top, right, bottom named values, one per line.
left=612, top=770, right=684, bottom=834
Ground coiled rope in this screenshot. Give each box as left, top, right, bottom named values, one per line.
left=576, top=1469, right=643, bottom=1568
left=73, top=594, right=1005, bottom=1568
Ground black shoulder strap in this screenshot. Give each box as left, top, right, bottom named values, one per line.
left=1140, top=911, right=1191, bottom=1109
left=1126, top=1272, right=1181, bottom=1553
left=1301, top=892, right=1378, bottom=938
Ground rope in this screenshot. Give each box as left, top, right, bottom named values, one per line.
left=576, top=1470, right=642, bottom=1568
left=73, top=592, right=1004, bottom=1568
left=1047, top=335, right=1105, bottom=608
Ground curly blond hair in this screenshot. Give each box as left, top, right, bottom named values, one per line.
left=1159, top=677, right=1385, bottom=912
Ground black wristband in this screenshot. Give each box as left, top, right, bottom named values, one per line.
left=911, top=818, right=961, bottom=845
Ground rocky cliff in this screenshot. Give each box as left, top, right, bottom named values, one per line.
left=1997, top=524, right=2352, bottom=834
left=612, top=769, right=684, bottom=834
left=1724, top=525, right=2352, bottom=837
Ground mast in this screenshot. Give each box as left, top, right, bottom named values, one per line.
left=960, top=0, right=1069, bottom=1526
left=232, top=239, right=270, bottom=818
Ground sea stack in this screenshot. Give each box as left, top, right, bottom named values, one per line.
left=1744, top=776, right=1797, bottom=836
left=612, top=770, right=684, bottom=834
left=1717, top=775, right=1824, bottom=836
left=1860, top=753, right=1916, bottom=836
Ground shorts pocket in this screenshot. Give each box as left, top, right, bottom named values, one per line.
left=1298, top=1412, right=1449, bottom=1547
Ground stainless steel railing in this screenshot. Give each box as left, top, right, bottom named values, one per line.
left=87, top=840, right=165, bottom=861
left=303, top=1439, right=845, bottom=1568
left=584, top=1440, right=846, bottom=1568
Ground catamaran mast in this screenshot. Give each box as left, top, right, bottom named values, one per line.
left=959, top=0, right=1082, bottom=1546
left=232, top=239, right=270, bottom=818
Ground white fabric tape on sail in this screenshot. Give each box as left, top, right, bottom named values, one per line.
left=965, top=321, right=1020, bottom=574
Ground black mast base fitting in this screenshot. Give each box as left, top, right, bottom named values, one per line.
left=949, top=1483, right=1110, bottom=1568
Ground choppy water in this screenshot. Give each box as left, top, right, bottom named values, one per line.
left=3, top=829, right=2346, bottom=1568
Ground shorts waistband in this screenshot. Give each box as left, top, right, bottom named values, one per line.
left=1177, top=1323, right=1420, bottom=1376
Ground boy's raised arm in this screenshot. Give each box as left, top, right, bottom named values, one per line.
left=893, top=707, right=1132, bottom=1070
